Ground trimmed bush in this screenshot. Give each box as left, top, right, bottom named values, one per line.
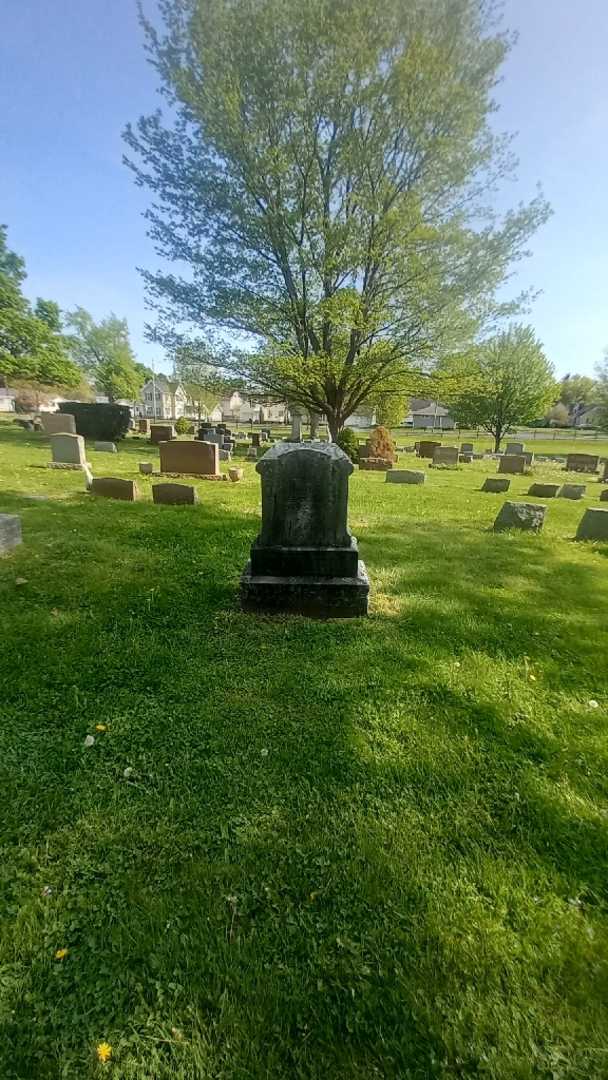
left=60, top=402, right=131, bottom=441
left=336, top=427, right=359, bottom=463
left=368, top=426, right=397, bottom=462
left=175, top=416, right=191, bottom=435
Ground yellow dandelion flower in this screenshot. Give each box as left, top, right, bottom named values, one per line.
left=54, top=948, right=68, bottom=960
left=95, top=724, right=107, bottom=732
left=96, top=1042, right=112, bottom=1064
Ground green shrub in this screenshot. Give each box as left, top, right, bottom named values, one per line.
left=60, top=402, right=131, bottom=441
left=175, top=416, right=191, bottom=434
left=336, top=427, right=359, bottom=462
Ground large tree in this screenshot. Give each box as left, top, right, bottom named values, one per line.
left=442, top=324, right=556, bottom=450
left=559, top=374, right=597, bottom=410
left=66, top=308, right=144, bottom=402
left=124, top=0, right=550, bottom=439
left=0, top=227, right=80, bottom=388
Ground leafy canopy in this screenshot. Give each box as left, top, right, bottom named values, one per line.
left=0, top=226, right=80, bottom=388
left=559, top=374, right=597, bottom=409
left=441, top=324, right=556, bottom=449
left=125, top=0, right=550, bottom=436
left=66, top=308, right=144, bottom=402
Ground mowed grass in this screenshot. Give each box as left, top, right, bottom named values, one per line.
left=1, top=423, right=608, bottom=1079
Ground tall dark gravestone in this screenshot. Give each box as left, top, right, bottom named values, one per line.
left=240, top=442, right=369, bottom=616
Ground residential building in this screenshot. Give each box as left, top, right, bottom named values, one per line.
left=405, top=399, right=456, bottom=430
left=344, top=407, right=377, bottom=429
left=141, top=376, right=188, bottom=419
left=0, top=388, right=16, bottom=412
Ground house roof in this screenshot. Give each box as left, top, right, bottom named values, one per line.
left=410, top=403, right=451, bottom=417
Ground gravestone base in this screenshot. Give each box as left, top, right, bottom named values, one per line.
left=240, top=559, right=369, bottom=618
left=47, top=461, right=90, bottom=471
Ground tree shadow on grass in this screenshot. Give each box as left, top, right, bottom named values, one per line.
left=1, top=495, right=608, bottom=1076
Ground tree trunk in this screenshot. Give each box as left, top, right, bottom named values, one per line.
left=309, top=411, right=320, bottom=439
left=494, top=429, right=502, bottom=452
left=327, top=416, right=341, bottom=443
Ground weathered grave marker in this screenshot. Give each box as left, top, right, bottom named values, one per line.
left=493, top=501, right=546, bottom=532
left=528, top=483, right=560, bottom=498
left=0, top=514, right=22, bottom=554
left=386, top=470, right=426, bottom=485
left=150, top=424, right=175, bottom=444
left=576, top=508, right=608, bottom=541
left=40, top=412, right=77, bottom=435
left=498, top=455, right=526, bottom=475
left=48, top=433, right=88, bottom=470
left=241, top=442, right=369, bottom=616
left=152, top=483, right=198, bottom=505
left=90, top=478, right=139, bottom=501
left=482, top=477, right=511, bottom=493
left=159, top=440, right=219, bottom=476
left=566, top=453, right=599, bottom=474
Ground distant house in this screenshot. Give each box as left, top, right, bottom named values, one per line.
left=405, top=399, right=456, bottom=430
left=220, top=391, right=290, bottom=424
left=0, top=388, right=16, bottom=412
left=571, top=403, right=604, bottom=429
left=345, top=407, right=377, bottom=429
left=141, top=376, right=187, bottom=419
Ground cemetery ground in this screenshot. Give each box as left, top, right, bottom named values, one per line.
left=1, top=422, right=608, bottom=1079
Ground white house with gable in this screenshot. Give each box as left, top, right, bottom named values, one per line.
left=141, top=376, right=188, bottom=419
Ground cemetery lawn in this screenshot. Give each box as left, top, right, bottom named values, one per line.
left=2, top=422, right=608, bottom=1080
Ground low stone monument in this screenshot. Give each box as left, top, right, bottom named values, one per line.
left=418, top=440, right=441, bottom=459
left=498, top=454, right=526, bottom=475
left=527, top=483, right=560, bottom=498
left=566, top=453, right=599, bottom=474
left=229, top=467, right=243, bottom=482
left=159, top=440, right=219, bottom=476
left=432, top=446, right=459, bottom=466
left=482, top=477, right=510, bottom=493
left=0, top=514, right=22, bottom=554
left=603, top=461, right=608, bottom=482
left=150, top=424, right=175, bottom=444
left=575, top=508, right=608, bottom=541
left=559, top=484, right=586, bottom=500
left=251, top=432, right=261, bottom=448
left=138, top=418, right=151, bottom=435
left=505, top=441, right=525, bottom=455
left=48, top=433, right=88, bottom=470
left=139, top=462, right=154, bottom=475
left=460, top=442, right=474, bottom=453
left=94, top=441, right=117, bottom=453
left=600, top=489, right=608, bottom=502
left=152, top=483, right=198, bottom=505
left=385, top=470, right=426, bottom=485
left=90, top=478, right=139, bottom=501
left=459, top=453, right=473, bottom=464
left=241, top=442, right=369, bottom=617
left=40, top=412, right=77, bottom=435
left=493, top=501, right=546, bottom=533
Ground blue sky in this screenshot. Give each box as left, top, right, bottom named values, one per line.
left=1, top=0, right=606, bottom=377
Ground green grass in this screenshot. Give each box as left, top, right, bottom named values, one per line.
left=1, top=423, right=608, bottom=1079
